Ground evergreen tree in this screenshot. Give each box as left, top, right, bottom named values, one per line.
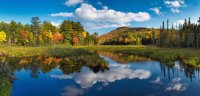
left=31, top=17, right=41, bottom=46
left=9, top=20, right=19, bottom=44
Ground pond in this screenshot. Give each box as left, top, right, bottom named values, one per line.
left=1, top=52, right=200, bottom=96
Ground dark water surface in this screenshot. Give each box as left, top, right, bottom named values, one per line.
left=1, top=52, right=200, bottom=96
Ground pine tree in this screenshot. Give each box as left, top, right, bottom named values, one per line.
left=31, top=17, right=41, bottom=46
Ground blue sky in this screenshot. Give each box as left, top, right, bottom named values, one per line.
left=0, top=0, right=200, bottom=35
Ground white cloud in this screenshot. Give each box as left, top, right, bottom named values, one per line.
left=150, top=7, right=161, bottom=15
left=51, top=64, right=151, bottom=88
left=164, top=0, right=185, bottom=13
left=174, top=20, right=184, bottom=25
left=164, top=0, right=183, bottom=8
left=50, top=12, right=74, bottom=17
left=75, top=3, right=150, bottom=23
left=50, top=3, right=150, bottom=29
left=170, top=8, right=180, bottom=13
left=51, top=22, right=61, bottom=26
left=65, top=0, right=84, bottom=6
left=74, top=3, right=150, bottom=29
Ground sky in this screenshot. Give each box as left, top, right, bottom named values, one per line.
left=0, top=0, right=200, bottom=35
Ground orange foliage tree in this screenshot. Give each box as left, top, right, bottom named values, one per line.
left=53, top=32, right=64, bottom=44
left=72, top=35, right=78, bottom=46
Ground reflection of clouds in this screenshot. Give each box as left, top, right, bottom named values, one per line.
left=165, top=78, right=187, bottom=92
left=151, top=77, right=162, bottom=84
left=62, top=86, right=84, bottom=96
left=174, top=61, right=181, bottom=70
left=51, top=75, right=72, bottom=79
left=51, top=64, right=151, bottom=88
left=166, top=83, right=186, bottom=91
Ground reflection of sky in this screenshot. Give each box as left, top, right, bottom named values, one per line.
left=50, top=56, right=194, bottom=96
left=51, top=64, right=151, bottom=88
left=12, top=55, right=200, bottom=96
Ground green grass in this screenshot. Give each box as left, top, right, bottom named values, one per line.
left=1, top=45, right=200, bottom=67
left=81, top=46, right=200, bottom=67
left=0, top=45, right=92, bottom=57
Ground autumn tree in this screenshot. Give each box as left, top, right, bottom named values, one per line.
left=0, top=31, right=6, bottom=44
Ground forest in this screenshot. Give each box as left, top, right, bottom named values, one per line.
left=99, top=17, right=200, bottom=48
left=0, top=17, right=99, bottom=46
left=99, top=27, right=160, bottom=45
left=1, top=17, right=200, bottom=48
left=159, top=17, right=200, bottom=48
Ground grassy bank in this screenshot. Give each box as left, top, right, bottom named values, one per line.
left=81, top=46, right=200, bottom=67
left=0, top=45, right=92, bottom=57
left=1, top=45, right=200, bottom=67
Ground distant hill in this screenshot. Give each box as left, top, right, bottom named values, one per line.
left=98, top=27, right=160, bottom=45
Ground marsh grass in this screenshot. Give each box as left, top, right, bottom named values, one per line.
left=0, top=45, right=92, bottom=57
left=1, top=45, right=200, bottom=67
left=81, top=46, right=200, bottom=67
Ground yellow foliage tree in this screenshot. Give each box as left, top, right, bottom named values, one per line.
left=82, top=31, right=87, bottom=38
left=0, top=31, right=7, bottom=43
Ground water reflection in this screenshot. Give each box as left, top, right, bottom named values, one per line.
left=0, top=54, right=108, bottom=96
left=51, top=64, right=151, bottom=88
left=0, top=57, right=12, bottom=96
left=0, top=55, right=108, bottom=77
left=1, top=52, right=200, bottom=96
left=160, top=61, right=200, bottom=82
left=97, top=51, right=152, bottom=63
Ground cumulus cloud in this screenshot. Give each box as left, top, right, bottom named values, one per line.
left=164, top=0, right=186, bottom=13
left=75, top=3, right=150, bottom=29
left=150, top=7, right=161, bottom=15
left=65, top=0, right=84, bottom=6
left=75, top=4, right=150, bottom=22
left=51, top=64, right=151, bottom=88
left=51, top=3, right=150, bottom=29
left=50, top=12, right=74, bottom=17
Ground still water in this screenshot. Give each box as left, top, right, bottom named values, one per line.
left=1, top=52, right=200, bottom=96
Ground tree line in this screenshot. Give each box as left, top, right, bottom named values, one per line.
left=100, top=27, right=160, bottom=45
left=158, top=17, right=200, bottom=48
left=0, top=17, right=99, bottom=46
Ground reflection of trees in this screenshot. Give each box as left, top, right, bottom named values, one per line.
left=0, top=53, right=109, bottom=78
left=98, top=51, right=152, bottom=63
left=0, top=79, right=12, bottom=96
left=99, top=51, right=200, bottom=82
left=60, top=55, right=109, bottom=74
left=0, top=57, right=12, bottom=96
left=160, top=61, right=200, bottom=82
left=0, top=52, right=109, bottom=94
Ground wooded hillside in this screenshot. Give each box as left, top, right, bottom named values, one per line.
left=98, top=27, right=160, bottom=45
